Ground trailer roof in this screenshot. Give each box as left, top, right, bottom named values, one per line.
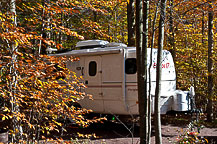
left=49, top=47, right=162, bottom=57
left=49, top=47, right=125, bottom=57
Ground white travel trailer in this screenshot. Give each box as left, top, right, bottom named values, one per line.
left=51, top=40, right=192, bottom=115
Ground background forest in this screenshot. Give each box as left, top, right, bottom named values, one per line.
left=0, top=0, right=216, bottom=143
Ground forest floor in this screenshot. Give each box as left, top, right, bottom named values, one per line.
left=48, top=114, right=217, bottom=144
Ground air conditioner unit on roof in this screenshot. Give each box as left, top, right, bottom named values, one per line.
left=76, top=40, right=109, bottom=49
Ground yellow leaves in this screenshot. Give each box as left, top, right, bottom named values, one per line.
left=15, top=51, right=23, bottom=56
left=15, top=128, right=19, bottom=134
left=3, top=107, right=10, bottom=112
left=56, top=43, right=63, bottom=49
left=28, top=122, right=33, bottom=129
left=204, top=138, right=209, bottom=143
left=74, top=1, right=80, bottom=5
left=77, top=132, right=96, bottom=138
left=53, top=120, right=62, bottom=126
left=2, top=115, right=6, bottom=121
left=71, top=9, right=80, bottom=13
left=118, top=0, right=128, bottom=4
left=56, top=26, right=84, bottom=39
left=42, top=136, right=46, bottom=139
left=1, top=49, right=94, bottom=140
left=0, top=1, right=112, bottom=141
left=1, top=114, right=12, bottom=121
left=38, top=80, right=43, bottom=87
left=43, top=39, right=55, bottom=46
left=45, top=28, right=51, bottom=31
left=3, top=56, right=12, bottom=59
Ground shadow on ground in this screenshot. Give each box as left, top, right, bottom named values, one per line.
left=47, top=116, right=217, bottom=144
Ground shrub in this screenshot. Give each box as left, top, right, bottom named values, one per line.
left=176, top=121, right=208, bottom=144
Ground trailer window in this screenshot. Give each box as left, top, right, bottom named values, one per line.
left=89, top=61, right=97, bottom=76
left=125, top=58, right=137, bottom=74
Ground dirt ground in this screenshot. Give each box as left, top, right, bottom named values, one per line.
left=48, top=115, right=217, bottom=144
left=83, top=124, right=217, bottom=144
left=53, top=116, right=217, bottom=144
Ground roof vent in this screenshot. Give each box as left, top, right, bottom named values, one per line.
left=76, top=40, right=109, bottom=49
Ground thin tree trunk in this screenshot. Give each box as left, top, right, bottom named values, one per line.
left=46, top=0, right=51, bottom=52
left=148, top=1, right=159, bottom=143
left=150, top=1, right=159, bottom=50
left=168, top=0, right=175, bottom=60
left=10, top=0, right=21, bottom=142
left=168, top=0, right=178, bottom=89
left=142, top=0, right=149, bottom=143
left=39, top=0, right=46, bottom=55
left=93, top=11, right=97, bottom=39
left=202, top=11, right=205, bottom=44
left=59, top=12, right=63, bottom=45
left=135, top=0, right=146, bottom=143
left=207, top=1, right=214, bottom=122
left=154, top=0, right=167, bottom=143
left=127, top=0, right=135, bottom=46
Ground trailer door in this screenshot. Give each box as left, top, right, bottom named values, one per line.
left=81, top=56, right=104, bottom=113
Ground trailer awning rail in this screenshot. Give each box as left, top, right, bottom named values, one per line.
left=49, top=47, right=122, bottom=57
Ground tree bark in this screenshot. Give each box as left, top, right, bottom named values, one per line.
left=127, top=0, right=135, bottom=46
left=202, top=11, right=205, bottom=44
left=135, top=0, right=147, bottom=143
left=39, top=0, right=51, bottom=55
left=154, top=0, right=167, bottom=143
left=148, top=1, right=159, bottom=143
left=143, top=0, right=150, bottom=144
left=168, top=0, right=175, bottom=60
left=10, top=0, right=22, bottom=142
left=207, top=1, right=214, bottom=122
left=39, top=0, right=46, bottom=55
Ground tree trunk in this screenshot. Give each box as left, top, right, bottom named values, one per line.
left=148, top=1, right=159, bottom=143
left=168, top=0, right=175, bottom=60
left=46, top=0, right=51, bottom=53
left=39, top=0, right=46, bottom=55
left=127, top=0, right=135, bottom=46
left=154, top=0, right=167, bottom=143
left=93, top=11, right=97, bottom=39
left=202, top=11, right=205, bottom=44
left=10, top=0, right=21, bottom=142
left=39, top=0, right=51, bottom=55
left=135, top=0, right=147, bottom=143
left=143, top=0, right=150, bottom=144
left=168, top=0, right=178, bottom=90
left=207, top=1, right=214, bottom=122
